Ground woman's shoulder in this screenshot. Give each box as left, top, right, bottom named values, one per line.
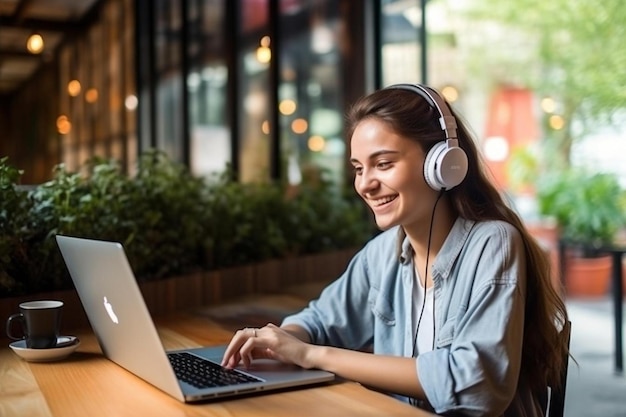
left=447, top=218, right=523, bottom=254
left=462, top=219, right=526, bottom=264
left=353, top=226, right=401, bottom=265
left=469, top=219, right=522, bottom=242
left=353, top=227, right=403, bottom=283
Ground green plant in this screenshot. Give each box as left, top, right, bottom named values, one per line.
left=0, top=157, right=31, bottom=293
left=201, top=166, right=374, bottom=269
left=0, top=152, right=374, bottom=297
left=199, top=170, right=287, bottom=268
left=5, top=158, right=134, bottom=294
left=120, top=150, right=209, bottom=279
left=507, top=145, right=541, bottom=194
left=537, top=168, right=626, bottom=254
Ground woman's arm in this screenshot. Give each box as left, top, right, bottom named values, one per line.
left=221, top=322, right=426, bottom=400
left=310, top=344, right=426, bottom=399
left=281, top=323, right=311, bottom=343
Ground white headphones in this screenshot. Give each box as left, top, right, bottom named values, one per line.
left=386, top=83, right=468, bottom=191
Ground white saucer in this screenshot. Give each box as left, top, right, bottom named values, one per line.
left=9, top=336, right=80, bottom=362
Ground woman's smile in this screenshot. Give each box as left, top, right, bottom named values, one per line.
left=370, top=194, right=398, bottom=208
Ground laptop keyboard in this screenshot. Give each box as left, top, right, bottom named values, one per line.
left=168, top=352, right=263, bottom=389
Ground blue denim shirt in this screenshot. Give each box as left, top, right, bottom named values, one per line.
left=282, top=217, right=543, bottom=417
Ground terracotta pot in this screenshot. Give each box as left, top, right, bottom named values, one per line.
left=526, top=221, right=561, bottom=293
left=565, top=255, right=612, bottom=297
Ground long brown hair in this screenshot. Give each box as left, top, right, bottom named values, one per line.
left=346, top=86, right=569, bottom=393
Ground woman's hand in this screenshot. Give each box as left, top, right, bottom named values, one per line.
left=220, top=323, right=426, bottom=401
left=220, top=323, right=318, bottom=369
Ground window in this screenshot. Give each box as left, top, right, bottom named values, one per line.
left=188, top=0, right=230, bottom=178
left=278, top=0, right=345, bottom=186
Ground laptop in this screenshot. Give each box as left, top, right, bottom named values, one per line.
left=55, top=234, right=334, bottom=403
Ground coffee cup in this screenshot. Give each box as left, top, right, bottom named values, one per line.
left=6, top=300, right=64, bottom=349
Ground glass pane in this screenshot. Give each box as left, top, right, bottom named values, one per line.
left=237, top=0, right=271, bottom=183
left=123, top=0, right=138, bottom=174
left=380, top=0, right=422, bottom=85
left=155, top=0, right=184, bottom=162
left=278, top=0, right=345, bottom=186
left=56, top=0, right=134, bottom=174
left=188, top=0, right=230, bottom=178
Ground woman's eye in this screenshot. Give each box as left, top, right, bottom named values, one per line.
left=377, top=161, right=391, bottom=169
left=352, top=166, right=363, bottom=175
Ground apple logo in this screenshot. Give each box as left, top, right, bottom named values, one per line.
left=103, top=296, right=119, bottom=324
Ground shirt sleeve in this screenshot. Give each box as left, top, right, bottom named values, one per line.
left=418, top=222, right=527, bottom=416
left=281, top=246, right=376, bottom=350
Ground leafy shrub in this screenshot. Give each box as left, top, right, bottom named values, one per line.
left=0, top=152, right=375, bottom=297
left=0, top=157, right=31, bottom=293
left=537, top=168, right=626, bottom=252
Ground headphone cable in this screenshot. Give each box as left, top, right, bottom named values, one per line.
left=411, top=188, right=445, bottom=358
left=409, top=189, right=445, bottom=408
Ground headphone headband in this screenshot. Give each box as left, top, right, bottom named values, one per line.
left=386, top=83, right=458, bottom=145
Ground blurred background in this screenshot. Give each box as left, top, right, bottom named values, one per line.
left=2, top=0, right=623, bottom=190
left=1, top=1, right=625, bottom=415
left=2, top=0, right=626, bottom=308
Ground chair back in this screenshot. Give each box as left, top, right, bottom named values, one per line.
left=547, top=320, right=571, bottom=417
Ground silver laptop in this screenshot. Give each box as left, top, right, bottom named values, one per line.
left=56, top=234, right=334, bottom=403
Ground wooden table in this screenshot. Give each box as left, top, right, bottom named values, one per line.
left=1, top=300, right=437, bottom=417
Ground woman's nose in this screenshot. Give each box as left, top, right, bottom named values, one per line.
left=355, top=170, right=378, bottom=194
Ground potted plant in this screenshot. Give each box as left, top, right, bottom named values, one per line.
left=536, top=168, right=626, bottom=296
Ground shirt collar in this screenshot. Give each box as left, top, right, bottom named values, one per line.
left=398, top=217, right=476, bottom=277
left=433, top=217, right=475, bottom=279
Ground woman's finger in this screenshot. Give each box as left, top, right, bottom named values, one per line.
left=221, top=327, right=255, bottom=367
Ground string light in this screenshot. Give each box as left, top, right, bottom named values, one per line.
left=85, top=88, right=99, bottom=103
left=308, top=135, right=326, bottom=152
left=67, top=80, right=81, bottom=97
left=256, top=36, right=271, bottom=63
left=291, top=118, right=308, bottom=134
left=26, top=33, right=44, bottom=54
left=56, top=115, right=71, bottom=134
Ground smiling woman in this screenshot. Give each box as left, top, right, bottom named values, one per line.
left=218, top=84, right=571, bottom=417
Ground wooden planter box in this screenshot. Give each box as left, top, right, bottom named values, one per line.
left=1, top=248, right=357, bottom=342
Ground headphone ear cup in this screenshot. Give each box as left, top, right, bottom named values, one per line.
left=424, top=142, right=447, bottom=190
left=423, top=142, right=468, bottom=190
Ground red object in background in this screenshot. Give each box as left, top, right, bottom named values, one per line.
left=483, top=87, right=540, bottom=190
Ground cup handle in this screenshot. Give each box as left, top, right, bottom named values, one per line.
left=6, top=313, right=25, bottom=341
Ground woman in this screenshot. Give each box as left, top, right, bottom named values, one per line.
left=221, top=84, right=569, bottom=416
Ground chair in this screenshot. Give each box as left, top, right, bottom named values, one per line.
left=546, top=320, right=572, bottom=417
